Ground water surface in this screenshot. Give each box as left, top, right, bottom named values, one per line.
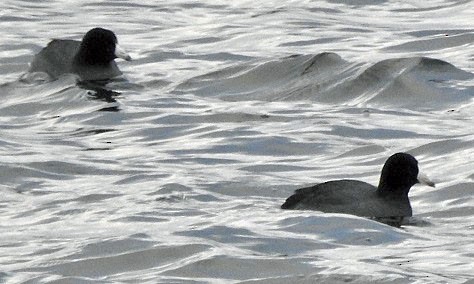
left=0, top=1, right=473, bottom=283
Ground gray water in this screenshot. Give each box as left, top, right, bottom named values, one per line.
left=0, top=1, right=473, bottom=283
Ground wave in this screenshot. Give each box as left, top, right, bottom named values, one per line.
left=174, top=53, right=474, bottom=109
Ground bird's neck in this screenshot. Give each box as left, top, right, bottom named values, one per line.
left=376, top=184, right=409, bottom=199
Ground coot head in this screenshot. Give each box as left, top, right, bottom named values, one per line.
left=378, top=152, right=434, bottom=196
left=74, top=27, right=131, bottom=66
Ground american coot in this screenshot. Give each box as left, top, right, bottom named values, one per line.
left=28, top=27, right=131, bottom=81
left=281, top=153, right=435, bottom=227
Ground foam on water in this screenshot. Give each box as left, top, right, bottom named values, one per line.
left=0, top=1, right=473, bottom=283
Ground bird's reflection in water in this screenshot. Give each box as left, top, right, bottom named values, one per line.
left=78, top=80, right=121, bottom=112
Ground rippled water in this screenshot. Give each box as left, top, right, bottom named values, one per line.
left=0, top=1, right=473, bottom=283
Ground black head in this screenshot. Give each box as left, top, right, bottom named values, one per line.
left=377, top=152, right=420, bottom=196
left=76, top=28, right=119, bottom=65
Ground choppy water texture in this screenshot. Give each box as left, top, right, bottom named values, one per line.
left=1, top=1, right=473, bottom=283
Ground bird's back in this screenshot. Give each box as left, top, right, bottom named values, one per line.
left=29, top=39, right=80, bottom=79
left=281, top=179, right=412, bottom=218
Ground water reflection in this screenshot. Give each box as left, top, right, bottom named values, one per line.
left=78, top=80, right=121, bottom=111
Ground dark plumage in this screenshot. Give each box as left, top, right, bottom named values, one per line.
left=29, top=28, right=131, bottom=81
left=281, top=153, right=435, bottom=226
